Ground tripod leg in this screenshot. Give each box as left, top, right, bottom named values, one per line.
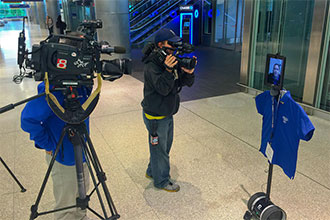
left=84, top=133, right=120, bottom=219
left=69, top=128, right=87, bottom=205
left=30, top=127, right=68, bottom=220
left=81, top=138, right=109, bottom=219
left=0, top=157, right=26, bottom=192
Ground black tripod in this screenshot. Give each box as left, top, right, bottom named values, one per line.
left=0, top=85, right=120, bottom=220
left=30, top=122, right=119, bottom=220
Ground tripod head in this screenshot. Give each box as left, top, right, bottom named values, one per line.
left=44, top=72, right=101, bottom=124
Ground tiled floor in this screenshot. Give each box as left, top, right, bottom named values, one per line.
left=1, top=22, right=330, bottom=220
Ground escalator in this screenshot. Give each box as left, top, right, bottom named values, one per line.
left=130, top=0, right=169, bottom=27
left=130, top=0, right=197, bottom=48
left=130, top=0, right=153, bottom=19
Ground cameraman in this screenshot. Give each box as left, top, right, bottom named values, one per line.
left=141, top=28, right=196, bottom=192
left=20, top=33, right=92, bottom=220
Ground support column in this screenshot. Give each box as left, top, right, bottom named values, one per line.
left=94, top=0, right=131, bottom=58
left=37, top=1, right=47, bottom=29
left=240, top=0, right=254, bottom=86
left=28, top=3, right=38, bottom=24
left=45, top=0, right=60, bottom=34
left=303, top=0, right=328, bottom=106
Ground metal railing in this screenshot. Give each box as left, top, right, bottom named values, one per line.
left=131, top=0, right=183, bottom=34
left=130, top=0, right=195, bottom=47
left=130, top=0, right=179, bottom=31
left=129, top=0, right=150, bottom=14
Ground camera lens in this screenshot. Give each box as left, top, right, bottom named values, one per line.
left=179, top=57, right=196, bottom=69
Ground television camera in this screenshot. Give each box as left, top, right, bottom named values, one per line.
left=14, top=18, right=132, bottom=126
left=16, top=18, right=131, bottom=87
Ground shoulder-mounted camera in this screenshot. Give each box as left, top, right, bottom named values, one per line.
left=142, top=41, right=197, bottom=70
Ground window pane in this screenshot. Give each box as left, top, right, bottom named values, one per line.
left=320, top=40, right=330, bottom=111
left=252, top=0, right=314, bottom=101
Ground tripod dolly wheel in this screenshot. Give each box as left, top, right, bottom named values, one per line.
left=260, top=205, right=286, bottom=220
left=247, top=191, right=286, bottom=220
left=247, top=192, right=267, bottom=212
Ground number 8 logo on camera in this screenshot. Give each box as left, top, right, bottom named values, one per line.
left=57, top=59, right=67, bottom=69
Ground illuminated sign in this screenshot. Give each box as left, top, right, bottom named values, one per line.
left=9, top=4, right=29, bottom=8
left=1, top=0, right=43, bottom=2
left=170, top=10, right=177, bottom=18
left=179, top=5, right=193, bottom=12
left=194, top=9, right=199, bottom=18
left=180, top=13, right=193, bottom=44
left=1, top=0, right=23, bottom=2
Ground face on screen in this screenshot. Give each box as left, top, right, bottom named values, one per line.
left=268, top=58, right=283, bottom=85
left=273, top=64, right=280, bottom=78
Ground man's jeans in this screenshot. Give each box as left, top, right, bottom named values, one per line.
left=143, top=112, right=173, bottom=188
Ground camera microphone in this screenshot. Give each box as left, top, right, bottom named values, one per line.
left=101, top=45, right=126, bottom=54
left=113, top=46, right=126, bottom=54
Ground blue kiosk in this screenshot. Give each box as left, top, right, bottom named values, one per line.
left=179, top=4, right=200, bottom=45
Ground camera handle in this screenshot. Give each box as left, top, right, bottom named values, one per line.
left=0, top=88, right=59, bottom=194
left=0, top=88, right=62, bottom=114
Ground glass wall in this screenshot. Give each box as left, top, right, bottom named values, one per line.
left=213, top=0, right=244, bottom=50
left=203, top=0, right=212, bottom=34
left=250, top=0, right=314, bottom=101
left=320, top=43, right=330, bottom=111
left=214, top=0, right=224, bottom=43
left=61, top=0, right=95, bottom=32
left=315, top=1, right=330, bottom=112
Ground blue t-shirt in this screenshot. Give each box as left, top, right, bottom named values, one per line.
left=255, top=91, right=315, bottom=179
left=21, top=82, right=91, bottom=166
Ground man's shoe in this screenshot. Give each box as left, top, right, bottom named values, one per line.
left=145, top=173, right=153, bottom=179
left=161, top=181, right=180, bottom=192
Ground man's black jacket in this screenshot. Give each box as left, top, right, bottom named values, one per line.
left=141, top=53, right=195, bottom=116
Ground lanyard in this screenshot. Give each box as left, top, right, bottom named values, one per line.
left=271, top=95, right=281, bottom=140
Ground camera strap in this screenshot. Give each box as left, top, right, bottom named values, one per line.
left=44, top=72, right=102, bottom=124
left=82, top=74, right=102, bottom=111
left=44, top=72, right=65, bottom=113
